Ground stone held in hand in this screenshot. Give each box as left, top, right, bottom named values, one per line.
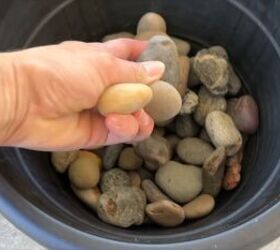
left=137, top=12, right=167, bottom=34
left=72, top=185, right=101, bottom=211
left=138, top=35, right=180, bottom=90
left=103, top=144, right=124, bottom=170
left=97, top=83, right=153, bottom=116
left=205, top=111, right=242, bottom=156
left=155, top=161, right=202, bottom=203
left=180, top=90, right=199, bottom=115
left=68, top=151, right=101, bottom=189
left=183, top=194, right=215, bottom=219
left=202, top=147, right=226, bottom=197
left=227, top=95, right=259, bottom=134
left=134, top=134, right=171, bottom=171
left=102, top=32, right=134, bottom=42
left=118, top=147, right=143, bottom=170
left=97, top=186, right=146, bottom=228
left=194, top=86, right=227, bottom=125
left=146, top=200, right=185, bottom=227
left=175, top=114, right=200, bottom=138
left=51, top=150, right=78, bottom=173
left=177, top=137, right=214, bottom=165
left=141, top=179, right=170, bottom=202
left=144, top=81, right=182, bottom=123
left=100, top=168, right=130, bottom=193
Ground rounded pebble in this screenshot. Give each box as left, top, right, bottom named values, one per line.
left=118, top=147, right=143, bottom=170
left=145, top=81, right=182, bottom=122
left=51, top=151, right=78, bottom=173
left=68, top=151, right=101, bottom=189
left=205, top=111, right=242, bottom=156
left=97, top=83, right=153, bottom=116
left=155, top=161, right=202, bottom=203
left=183, top=194, right=215, bottom=219
left=146, top=200, right=185, bottom=227
left=177, top=137, right=214, bottom=165
left=175, top=115, right=200, bottom=138
left=141, top=179, right=170, bottom=202
left=134, top=135, right=171, bottom=171
left=97, top=187, right=146, bottom=228
left=137, top=12, right=167, bottom=34
left=100, top=168, right=130, bottom=193
left=72, top=185, right=101, bottom=211
left=227, top=95, right=259, bottom=134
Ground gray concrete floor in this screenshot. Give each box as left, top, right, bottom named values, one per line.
left=0, top=213, right=279, bottom=250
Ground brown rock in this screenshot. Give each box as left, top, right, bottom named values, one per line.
left=141, top=179, right=170, bottom=202
left=51, top=150, right=78, bottom=173
left=118, top=147, right=143, bottom=170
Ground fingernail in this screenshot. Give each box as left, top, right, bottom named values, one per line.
left=142, top=61, right=165, bottom=79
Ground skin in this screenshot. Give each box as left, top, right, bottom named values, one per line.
left=0, top=39, right=165, bottom=151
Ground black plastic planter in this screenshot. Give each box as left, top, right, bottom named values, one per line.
left=0, top=0, right=280, bottom=249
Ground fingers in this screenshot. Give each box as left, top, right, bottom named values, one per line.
left=133, top=109, right=154, bottom=141
left=104, top=58, right=165, bottom=86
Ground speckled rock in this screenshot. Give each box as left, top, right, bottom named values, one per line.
left=97, top=187, right=146, bottom=228
left=180, top=90, right=199, bottom=115
left=155, top=161, right=202, bottom=203
left=100, top=168, right=130, bottom=193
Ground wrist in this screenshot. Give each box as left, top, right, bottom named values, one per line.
left=0, top=52, right=29, bottom=146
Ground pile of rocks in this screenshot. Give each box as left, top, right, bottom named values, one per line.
left=51, top=12, right=259, bottom=228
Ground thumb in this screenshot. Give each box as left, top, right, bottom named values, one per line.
left=104, top=59, right=165, bottom=86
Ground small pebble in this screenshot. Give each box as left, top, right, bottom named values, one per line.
left=177, top=137, right=214, bottom=165
left=180, top=90, right=199, bottom=115
left=227, top=95, right=259, bottom=134
left=68, top=151, right=101, bottom=189
left=152, top=127, right=165, bottom=137
left=72, top=185, right=101, bottom=211
left=138, top=36, right=180, bottom=89
left=203, top=147, right=226, bottom=197
left=199, top=128, right=212, bottom=143
left=118, top=147, right=143, bottom=170
left=155, top=161, right=202, bottom=203
left=145, top=81, right=182, bottom=123
left=97, top=187, right=146, bottom=228
left=193, top=51, right=229, bottom=95
left=128, top=171, right=141, bottom=188
left=134, top=134, right=171, bottom=171
left=205, top=111, right=242, bottom=156
left=175, top=114, right=200, bottom=138
left=172, top=37, right=191, bottom=55
left=103, top=144, right=124, bottom=170
left=137, top=167, right=154, bottom=181
left=188, top=57, right=201, bottom=88
left=97, top=83, right=153, bottom=116
left=194, top=86, right=227, bottom=125
left=142, top=179, right=170, bottom=202
left=165, top=134, right=180, bottom=152
left=102, top=32, right=134, bottom=42
left=100, top=168, right=130, bottom=193
left=183, top=194, right=215, bottom=219
left=137, top=12, right=167, bottom=34
left=146, top=200, right=185, bottom=227
left=177, top=56, right=190, bottom=96
left=51, top=151, right=78, bottom=173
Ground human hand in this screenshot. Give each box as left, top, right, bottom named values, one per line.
left=0, top=39, right=165, bottom=150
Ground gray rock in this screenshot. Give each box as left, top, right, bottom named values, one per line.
left=177, top=137, right=214, bottom=165
left=97, top=187, right=146, bottom=228
left=142, top=179, right=170, bottom=202
left=155, top=161, right=202, bottom=203
left=175, top=114, right=200, bottom=138
left=103, top=144, right=124, bottom=170
left=100, top=168, right=130, bottom=193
